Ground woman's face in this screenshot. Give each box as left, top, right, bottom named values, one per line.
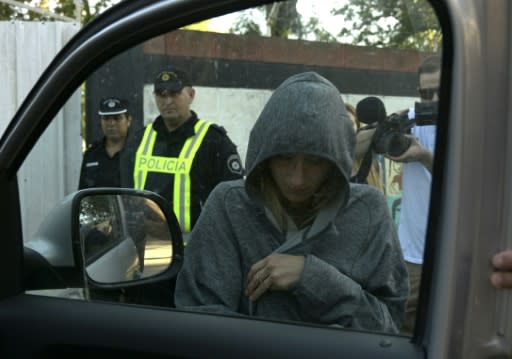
left=269, top=154, right=332, bottom=209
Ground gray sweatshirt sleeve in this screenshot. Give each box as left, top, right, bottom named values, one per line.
left=293, top=194, right=408, bottom=333
left=174, top=184, right=245, bottom=316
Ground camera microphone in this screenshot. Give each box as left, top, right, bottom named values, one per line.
left=356, top=96, right=387, bottom=125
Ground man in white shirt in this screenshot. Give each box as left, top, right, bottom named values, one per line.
left=387, top=55, right=440, bottom=335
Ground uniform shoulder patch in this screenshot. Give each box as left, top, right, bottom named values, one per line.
left=227, top=154, right=244, bottom=175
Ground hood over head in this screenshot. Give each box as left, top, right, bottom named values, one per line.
left=245, top=72, right=355, bottom=208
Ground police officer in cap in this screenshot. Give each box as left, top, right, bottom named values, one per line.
left=79, top=97, right=132, bottom=189
left=123, top=66, right=244, bottom=240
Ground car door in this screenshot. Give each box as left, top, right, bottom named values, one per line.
left=0, top=0, right=509, bottom=357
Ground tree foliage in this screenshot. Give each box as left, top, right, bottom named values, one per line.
left=229, top=0, right=440, bottom=51
left=334, top=0, right=441, bottom=51
left=0, top=0, right=120, bottom=24
left=229, top=12, right=263, bottom=37
left=229, top=1, right=334, bottom=42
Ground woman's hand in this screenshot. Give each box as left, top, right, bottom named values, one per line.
left=245, top=253, right=305, bottom=301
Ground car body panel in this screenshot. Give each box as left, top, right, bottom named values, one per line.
left=0, top=294, right=423, bottom=358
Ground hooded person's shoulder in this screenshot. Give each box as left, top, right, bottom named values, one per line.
left=212, top=178, right=245, bottom=193
left=342, top=184, right=392, bottom=230
left=203, top=179, right=247, bottom=206
left=348, top=183, right=388, bottom=207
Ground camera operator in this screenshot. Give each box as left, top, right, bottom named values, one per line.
left=386, top=55, right=440, bottom=335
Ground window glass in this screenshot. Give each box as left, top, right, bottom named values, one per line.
left=21, top=0, right=442, bottom=337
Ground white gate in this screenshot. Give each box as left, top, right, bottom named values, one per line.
left=0, top=21, right=81, bottom=241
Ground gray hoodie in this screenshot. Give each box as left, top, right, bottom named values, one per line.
left=174, top=72, right=408, bottom=333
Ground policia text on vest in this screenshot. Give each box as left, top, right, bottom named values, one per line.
left=137, top=156, right=189, bottom=174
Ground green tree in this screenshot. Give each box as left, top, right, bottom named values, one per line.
left=334, top=0, right=441, bottom=51
left=0, top=0, right=120, bottom=24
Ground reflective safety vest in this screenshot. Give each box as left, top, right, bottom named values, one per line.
left=133, top=119, right=212, bottom=233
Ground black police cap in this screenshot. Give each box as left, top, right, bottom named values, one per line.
left=98, top=97, right=128, bottom=115
left=154, top=67, right=192, bottom=93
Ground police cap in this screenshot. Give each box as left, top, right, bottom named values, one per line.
left=154, top=67, right=192, bottom=93
left=98, top=97, right=129, bottom=116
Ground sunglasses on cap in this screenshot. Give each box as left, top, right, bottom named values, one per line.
left=418, top=87, right=439, bottom=101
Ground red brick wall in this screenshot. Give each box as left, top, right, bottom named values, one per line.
left=143, top=30, right=426, bottom=73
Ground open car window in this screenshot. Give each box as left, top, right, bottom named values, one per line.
left=20, top=0, right=442, bottom=338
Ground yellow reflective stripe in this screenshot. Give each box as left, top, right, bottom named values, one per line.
left=174, top=119, right=212, bottom=232
left=134, top=125, right=157, bottom=189
left=182, top=120, right=212, bottom=159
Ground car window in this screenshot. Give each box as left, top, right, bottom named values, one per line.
left=21, top=0, right=442, bottom=337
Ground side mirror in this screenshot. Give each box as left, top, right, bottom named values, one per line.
left=80, top=193, right=174, bottom=284
left=25, top=188, right=184, bottom=291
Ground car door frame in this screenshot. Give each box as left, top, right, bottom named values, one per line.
left=1, top=0, right=500, bottom=357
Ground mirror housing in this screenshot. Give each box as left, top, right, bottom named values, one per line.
left=24, top=188, right=184, bottom=291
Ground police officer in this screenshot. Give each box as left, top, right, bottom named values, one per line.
left=123, top=66, right=244, bottom=238
left=79, top=97, right=132, bottom=189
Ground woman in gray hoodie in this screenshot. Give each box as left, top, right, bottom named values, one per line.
left=174, top=72, right=408, bottom=333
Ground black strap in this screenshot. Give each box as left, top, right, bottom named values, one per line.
left=350, top=146, right=374, bottom=184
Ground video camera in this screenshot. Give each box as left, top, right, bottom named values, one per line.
left=356, top=97, right=438, bottom=157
